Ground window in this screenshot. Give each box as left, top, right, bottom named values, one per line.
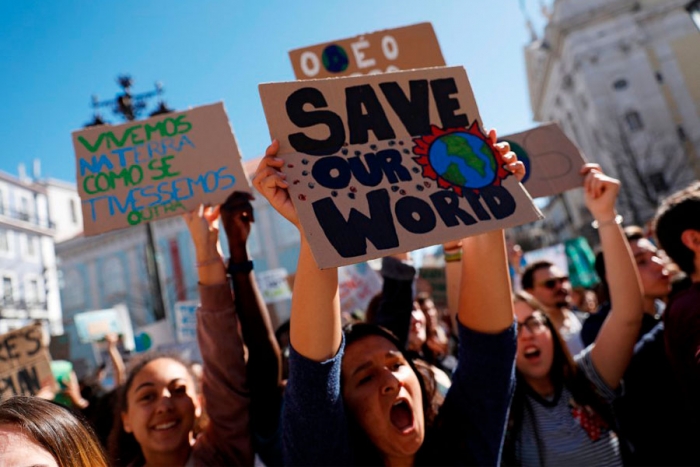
left=2, top=276, right=13, bottom=304
left=655, top=72, right=664, bottom=83
left=19, top=197, right=30, bottom=221
left=0, top=188, right=4, bottom=215
left=25, top=278, right=40, bottom=305
left=678, top=125, right=687, bottom=142
left=579, top=95, right=588, bottom=111
left=0, top=230, right=8, bottom=254
left=625, top=111, right=644, bottom=132
left=649, top=172, right=669, bottom=193
left=26, top=235, right=36, bottom=257
left=69, top=199, right=78, bottom=224
left=613, top=79, right=629, bottom=91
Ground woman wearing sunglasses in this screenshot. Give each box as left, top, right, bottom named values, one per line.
left=503, top=164, right=644, bottom=466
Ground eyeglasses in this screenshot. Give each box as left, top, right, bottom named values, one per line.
left=517, top=314, right=548, bottom=335
left=536, top=276, right=569, bottom=290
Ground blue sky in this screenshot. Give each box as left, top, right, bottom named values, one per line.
left=0, top=0, right=552, bottom=183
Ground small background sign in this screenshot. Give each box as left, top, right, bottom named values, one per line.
left=256, top=268, right=293, bottom=304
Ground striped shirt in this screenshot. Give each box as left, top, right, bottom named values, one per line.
left=516, top=347, right=623, bottom=466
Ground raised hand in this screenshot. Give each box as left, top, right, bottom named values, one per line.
left=581, top=163, right=620, bottom=222
left=489, top=129, right=526, bottom=182
left=253, top=140, right=300, bottom=229
left=182, top=204, right=221, bottom=262
left=221, top=191, right=255, bottom=254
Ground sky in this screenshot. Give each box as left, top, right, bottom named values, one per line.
left=0, top=0, right=553, bottom=184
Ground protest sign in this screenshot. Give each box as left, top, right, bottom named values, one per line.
left=74, top=304, right=135, bottom=351
left=255, top=268, right=293, bottom=304
left=72, top=102, right=250, bottom=236
left=259, top=66, right=543, bottom=268
left=134, top=320, right=175, bottom=353
left=0, top=323, right=55, bottom=399
left=502, top=123, right=588, bottom=198
left=174, top=300, right=198, bottom=343
left=338, top=262, right=382, bottom=315
left=290, top=22, right=445, bottom=80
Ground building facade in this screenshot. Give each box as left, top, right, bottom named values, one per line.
left=0, top=168, right=63, bottom=336
left=524, top=0, right=700, bottom=241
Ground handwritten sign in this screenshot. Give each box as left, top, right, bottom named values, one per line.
left=255, top=268, right=293, bottom=304
left=0, top=324, right=54, bottom=399
left=72, top=102, right=250, bottom=236
left=502, top=123, right=588, bottom=198
left=174, top=301, right=199, bottom=343
left=260, top=66, right=543, bottom=268
left=338, top=262, right=382, bottom=314
left=290, top=22, right=445, bottom=80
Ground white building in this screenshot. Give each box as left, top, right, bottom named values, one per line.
left=524, top=0, right=700, bottom=239
left=0, top=166, right=63, bottom=336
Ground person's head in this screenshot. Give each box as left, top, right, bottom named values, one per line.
left=340, top=323, right=438, bottom=465
left=514, top=292, right=560, bottom=389
left=654, top=183, right=700, bottom=280
left=596, top=226, right=671, bottom=303
left=275, top=320, right=291, bottom=381
left=407, top=303, right=428, bottom=352
left=0, top=396, right=108, bottom=467
left=521, top=261, right=571, bottom=310
left=109, top=353, right=201, bottom=466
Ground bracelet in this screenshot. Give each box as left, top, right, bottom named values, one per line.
left=444, top=250, right=463, bottom=263
left=196, top=257, right=221, bottom=268
left=227, top=260, right=254, bottom=274
left=591, top=214, right=623, bottom=229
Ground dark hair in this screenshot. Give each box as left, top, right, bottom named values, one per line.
left=341, top=322, right=441, bottom=466
left=595, top=225, right=647, bottom=303
left=521, top=260, right=553, bottom=290
left=0, top=396, right=108, bottom=467
left=364, top=292, right=383, bottom=324
left=108, top=352, right=199, bottom=466
left=654, top=182, right=700, bottom=276
left=504, top=292, right=617, bottom=464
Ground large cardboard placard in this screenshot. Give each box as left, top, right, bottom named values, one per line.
left=0, top=324, right=54, bottom=399
left=502, top=123, right=588, bottom=198
left=289, top=22, right=445, bottom=80
left=259, top=66, right=543, bottom=268
left=72, top=102, right=250, bottom=236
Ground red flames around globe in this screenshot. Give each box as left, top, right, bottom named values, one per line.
left=412, top=122, right=511, bottom=196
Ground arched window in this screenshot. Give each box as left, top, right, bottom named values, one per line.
left=624, top=111, right=644, bottom=131
left=613, top=79, right=628, bottom=91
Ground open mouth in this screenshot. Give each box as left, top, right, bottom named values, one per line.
left=390, top=400, right=415, bottom=432
left=523, top=346, right=541, bottom=360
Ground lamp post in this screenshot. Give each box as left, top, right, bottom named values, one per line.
left=85, top=75, right=173, bottom=321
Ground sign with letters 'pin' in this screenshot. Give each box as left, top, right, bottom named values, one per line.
left=502, top=122, right=588, bottom=198
left=259, top=66, right=543, bottom=269
left=289, top=22, right=445, bottom=80
left=0, top=324, right=54, bottom=399
left=72, top=102, right=250, bottom=236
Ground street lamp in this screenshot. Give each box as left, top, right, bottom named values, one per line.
left=687, top=0, right=700, bottom=31
left=84, top=76, right=173, bottom=321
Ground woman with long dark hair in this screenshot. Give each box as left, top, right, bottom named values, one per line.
left=504, top=166, right=645, bottom=465
left=254, top=133, right=524, bottom=466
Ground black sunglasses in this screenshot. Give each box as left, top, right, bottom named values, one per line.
left=517, top=314, right=548, bottom=334
left=536, top=276, right=569, bottom=290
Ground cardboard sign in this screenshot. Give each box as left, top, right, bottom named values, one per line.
left=72, top=102, right=250, bottom=236
left=174, top=301, right=199, bottom=343
left=255, top=268, right=293, bottom=304
left=259, top=66, right=543, bottom=268
left=290, top=22, right=445, bottom=80
left=0, top=324, right=55, bottom=399
left=502, top=123, right=588, bottom=198
left=338, top=262, right=382, bottom=315
left=73, top=305, right=135, bottom=351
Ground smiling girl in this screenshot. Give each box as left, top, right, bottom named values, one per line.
left=254, top=133, right=523, bottom=466
left=109, top=205, right=253, bottom=467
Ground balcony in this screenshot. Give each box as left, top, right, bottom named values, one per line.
left=0, top=298, right=48, bottom=318
left=0, top=207, right=55, bottom=231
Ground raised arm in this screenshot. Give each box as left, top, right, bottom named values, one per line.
left=254, top=140, right=341, bottom=362
left=183, top=205, right=253, bottom=465
left=586, top=165, right=644, bottom=388
left=105, top=333, right=126, bottom=386
left=220, top=192, right=283, bottom=442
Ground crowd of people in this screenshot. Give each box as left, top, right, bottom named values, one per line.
left=2, top=134, right=699, bottom=467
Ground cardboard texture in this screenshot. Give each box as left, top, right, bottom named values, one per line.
left=0, top=323, right=55, bottom=399
left=290, top=22, right=445, bottom=80
left=72, top=102, right=251, bottom=236
left=259, top=66, right=543, bottom=268
left=502, top=122, right=588, bottom=198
